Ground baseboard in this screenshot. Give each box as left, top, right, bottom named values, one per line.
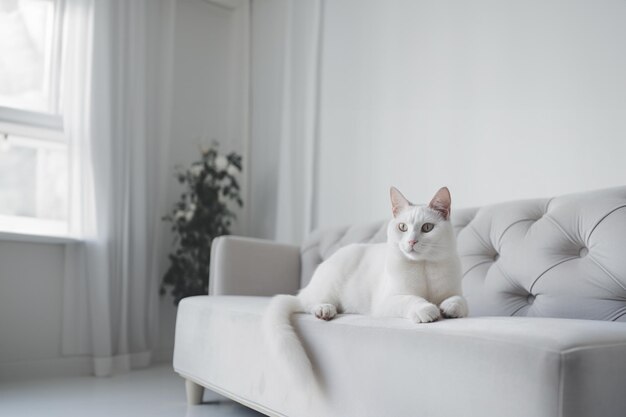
left=0, top=356, right=93, bottom=382
left=0, top=349, right=175, bottom=382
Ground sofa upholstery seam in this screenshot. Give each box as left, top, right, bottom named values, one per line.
left=528, top=256, right=579, bottom=294
left=543, top=214, right=579, bottom=247
left=613, top=311, right=626, bottom=321
left=560, top=341, right=626, bottom=354
left=462, top=259, right=494, bottom=278
left=587, top=204, right=626, bottom=242
left=509, top=301, right=530, bottom=317
left=587, top=255, right=626, bottom=293
left=495, top=262, right=526, bottom=295
left=496, top=218, right=534, bottom=250
left=468, top=224, right=495, bottom=253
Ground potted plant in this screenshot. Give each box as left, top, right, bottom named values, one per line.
left=161, top=144, right=243, bottom=305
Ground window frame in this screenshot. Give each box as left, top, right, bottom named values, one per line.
left=0, top=0, right=72, bottom=242
left=0, top=117, right=69, bottom=240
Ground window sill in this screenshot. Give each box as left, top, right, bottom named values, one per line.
left=0, top=215, right=76, bottom=244
left=0, top=231, right=78, bottom=245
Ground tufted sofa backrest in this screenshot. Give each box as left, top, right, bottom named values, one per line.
left=300, top=186, right=626, bottom=321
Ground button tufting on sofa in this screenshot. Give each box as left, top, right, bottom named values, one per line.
left=527, top=293, right=536, bottom=304
left=579, top=247, right=589, bottom=257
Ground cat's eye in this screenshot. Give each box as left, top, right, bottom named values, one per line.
left=397, top=223, right=408, bottom=232
left=421, top=223, right=434, bottom=233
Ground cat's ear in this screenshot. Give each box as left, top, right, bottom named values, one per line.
left=390, top=187, right=411, bottom=217
left=429, top=187, right=451, bottom=220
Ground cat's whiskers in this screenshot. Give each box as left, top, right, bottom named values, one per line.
left=415, top=241, right=447, bottom=248
left=412, top=242, right=452, bottom=255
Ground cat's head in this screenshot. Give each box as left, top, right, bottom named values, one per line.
left=386, top=187, right=455, bottom=261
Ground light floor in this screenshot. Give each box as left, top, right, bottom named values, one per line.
left=0, top=364, right=264, bottom=417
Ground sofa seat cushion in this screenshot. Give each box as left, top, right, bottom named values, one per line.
left=174, top=296, right=626, bottom=417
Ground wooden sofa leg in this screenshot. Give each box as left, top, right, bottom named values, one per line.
left=185, top=379, right=204, bottom=405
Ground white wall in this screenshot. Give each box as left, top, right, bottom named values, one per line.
left=0, top=240, right=179, bottom=379
left=248, top=0, right=323, bottom=244
left=314, top=0, right=626, bottom=228
left=0, top=241, right=65, bottom=369
left=167, top=0, right=235, bottom=175
left=248, top=0, right=288, bottom=240
left=0, top=239, right=99, bottom=379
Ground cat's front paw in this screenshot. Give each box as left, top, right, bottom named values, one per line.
left=409, top=303, right=441, bottom=323
left=440, top=296, right=468, bottom=318
left=312, top=304, right=337, bottom=321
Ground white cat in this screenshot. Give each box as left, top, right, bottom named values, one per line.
left=263, top=187, right=468, bottom=387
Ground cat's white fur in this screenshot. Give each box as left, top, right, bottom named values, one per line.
left=262, top=187, right=467, bottom=388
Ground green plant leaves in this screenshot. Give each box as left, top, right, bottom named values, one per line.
left=160, top=143, right=244, bottom=305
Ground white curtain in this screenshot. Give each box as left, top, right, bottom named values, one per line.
left=273, top=0, right=323, bottom=244
left=61, top=0, right=174, bottom=376
left=250, top=0, right=323, bottom=245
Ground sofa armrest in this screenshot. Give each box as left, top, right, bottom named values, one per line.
left=209, top=236, right=301, bottom=296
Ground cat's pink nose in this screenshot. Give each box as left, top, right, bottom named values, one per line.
left=408, top=240, right=417, bottom=247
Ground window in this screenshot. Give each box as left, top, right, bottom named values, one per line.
left=0, top=0, right=67, bottom=237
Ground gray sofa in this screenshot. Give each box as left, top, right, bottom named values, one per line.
left=173, top=186, right=626, bottom=417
